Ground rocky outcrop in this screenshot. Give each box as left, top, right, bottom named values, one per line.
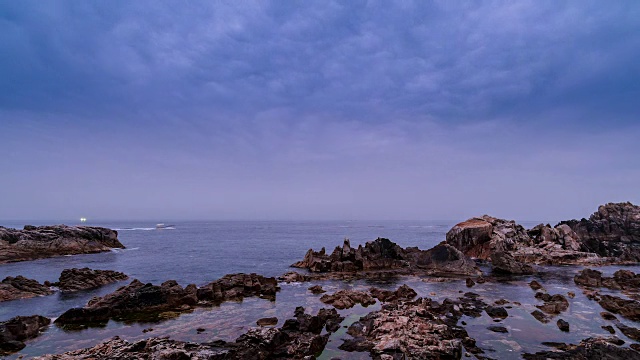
left=36, top=307, right=344, bottom=359
left=292, top=238, right=480, bottom=277
left=340, top=297, right=483, bottom=359
left=598, top=295, right=640, bottom=321
left=369, top=284, right=417, bottom=303
left=560, top=202, right=640, bottom=261
left=0, top=315, right=51, bottom=355
left=0, top=225, right=125, bottom=264
left=574, top=268, right=640, bottom=290
left=55, top=273, right=279, bottom=326
left=0, top=276, right=53, bottom=302
left=522, top=337, right=640, bottom=360
left=55, top=268, right=129, bottom=292
left=491, top=251, right=535, bottom=274
left=446, top=202, right=640, bottom=266
left=535, top=292, right=569, bottom=315
left=320, top=289, right=376, bottom=309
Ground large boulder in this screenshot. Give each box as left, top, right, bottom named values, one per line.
left=0, top=225, right=125, bottom=264
left=0, top=315, right=51, bottom=355
left=0, top=276, right=54, bottom=302
left=56, top=268, right=129, bottom=292
left=491, top=251, right=535, bottom=275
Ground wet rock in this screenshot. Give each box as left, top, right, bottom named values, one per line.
left=278, top=271, right=309, bottom=283
left=0, top=276, right=54, bottom=302
left=466, top=278, right=475, bottom=287
left=485, top=306, right=508, bottom=320
left=522, top=337, right=640, bottom=360
left=529, top=280, right=544, bottom=291
left=56, top=273, right=279, bottom=326
left=256, top=317, right=278, bottom=326
left=55, top=268, right=128, bottom=292
left=369, top=284, right=417, bottom=303
left=598, top=295, right=640, bottom=321
left=567, top=291, right=575, bottom=298
left=575, top=268, right=640, bottom=291
left=606, top=336, right=625, bottom=345
left=292, top=238, right=481, bottom=277
left=531, top=310, right=551, bottom=323
left=494, top=299, right=510, bottom=305
left=340, top=298, right=466, bottom=359
left=535, top=293, right=569, bottom=315
left=308, top=285, right=326, bottom=294
left=557, top=319, right=569, bottom=332
left=0, top=225, right=124, bottom=264
left=491, top=251, right=535, bottom=274
left=320, top=289, right=376, bottom=309
left=487, top=325, right=508, bottom=333
left=616, top=322, right=640, bottom=341
left=196, top=327, right=205, bottom=333
left=602, top=325, right=615, bottom=334
left=601, top=312, right=618, bottom=321
left=0, top=315, right=51, bottom=355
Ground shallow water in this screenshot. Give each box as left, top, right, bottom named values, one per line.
left=1, top=220, right=639, bottom=359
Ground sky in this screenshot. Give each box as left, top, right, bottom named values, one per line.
left=1, top=1, right=639, bottom=222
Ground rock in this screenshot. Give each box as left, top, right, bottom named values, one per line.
left=602, top=325, right=615, bottom=334
left=0, top=225, right=124, bottom=264
left=575, top=268, right=640, bottom=290
left=598, top=295, right=640, bottom=321
left=616, top=323, right=640, bottom=341
left=485, top=306, right=508, bottom=320
left=369, top=284, right=417, bottom=303
left=340, top=298, right=466, bottom=359
left=529, top=280, right=544, bottom=291
left=445, top=218, right=494, bottom=259
left=39, top=308, right=344, bottom=359
left=308, top=285, right=326, bottom=294
left=320, top=290, right=376, bottom=309
left=601, top=312, right=618, bottom=321
left=55, top=268, right=128, bottom=292
left=535, top=293, right=569, bottom=315
left=487, top=325, right=508, bottom=333
left=531, top=310, right=551, bottom=323
left=557, top=319, right=570, bottom=332
left=560, top=202, right=640, bottom=261
left=466, top=278, right=475, bottom=287
left=491, top=251, right=535, bottom=274
left=256, top=317, right=278, bottom=326
left=292, top=238, right=481, bottom=277
left=56, top=273, right=279, bottom=326
left=567, top=292, right=575, bottom=298
left=522, top=337, right=640, bottom=360
left=0, top=276, right=54, bottom=302
left=279, top=271, right=309, bottom=283
left=0, top=315, right=51, bottom=355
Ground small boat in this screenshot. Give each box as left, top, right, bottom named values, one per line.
left=155, top=223, right=175, bottom=229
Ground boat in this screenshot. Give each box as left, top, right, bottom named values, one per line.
left=155, top=223, right=175, bottom=229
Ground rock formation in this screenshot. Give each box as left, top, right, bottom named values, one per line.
left=292, top=238, right=480, bottom=277
left=369, top=284, right=417, bottom=303
left=574, top=268, right=640, bottom=290
left=0, top=315, right=51, bottom=355
left=0, top=225, right=125, bottom=263
left=55, top=273, right=279, bottom=326
left=0, top=276, right=53, bottom=302
left=320, top=289, right=376, bottom=309
left=55, top=268, right=129, bottom=292
left=522, top=337, right=640, bottom=359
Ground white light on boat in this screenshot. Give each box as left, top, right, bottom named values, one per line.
left=80, top=218, right=87, bottom=222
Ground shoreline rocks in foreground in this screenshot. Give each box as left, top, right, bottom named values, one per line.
left=0, top=225, right=125, bottom=264
left=0, top=315, right=51, bottom=355
left=446, top=202, right=640, bottom=267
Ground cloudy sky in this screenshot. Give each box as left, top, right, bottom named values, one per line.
left=1, top=1, right=639, bottom=221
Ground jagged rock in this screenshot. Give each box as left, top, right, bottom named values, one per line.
left=0, top=276, right=53, bottom=302
left=531, top=310, right=551, bottom=323
left=56, top=273, right=278, bottom=326
left=445, top=218, right=494, bottom=259
left=278, top=271, right=310, bottom=283
left=535, top=293, right=569, bottom=315
left=320, top=289, right=376, bottom=309
left=529, top=280, right=544, bottom=291
left=598, top=295, right=640, bottom=321
left=256, top=317, right=278, bottom=326
left=369, top=284, right=417, bottom=303
left=491, top=251, right=535, bottom=274
left=487, top=325, right=508, bottom=333
left=557, top=319, right=570, bottom=332
left=0, top=225, right=124, bottom=264
left=616, top=323, right=640, bottom=341
left=522, top=337, right=640, bottom=360
left=0, top=315, right=51, bottom=355
left=340, top=298, right=466, bottom=359
left=486, top=306, right=508, bottom=320
left=56, top=268, right=128, bottom=292
left=308, top=285, right=326, bottom=294
left=560, top=202, right=640, bottom=261
left=292, top=238, right=480, bottom=277
left=36, top=308, right=344, bottom=359
left=575, top=268, right=640, bottom=290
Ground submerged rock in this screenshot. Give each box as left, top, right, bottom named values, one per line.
left=56, top=268, right=129, bottom=292
left=0, top=225, right=124, bottom=264
left=308, top=285, right=326, bottom=294
left=0, top=315, right=51, bottom=355
left=0, top=276, right=53, bottom=302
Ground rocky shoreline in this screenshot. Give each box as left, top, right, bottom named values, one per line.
left=0, top=225, right=125, bottom=264
left=2, top=202, right=640, bottom=359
